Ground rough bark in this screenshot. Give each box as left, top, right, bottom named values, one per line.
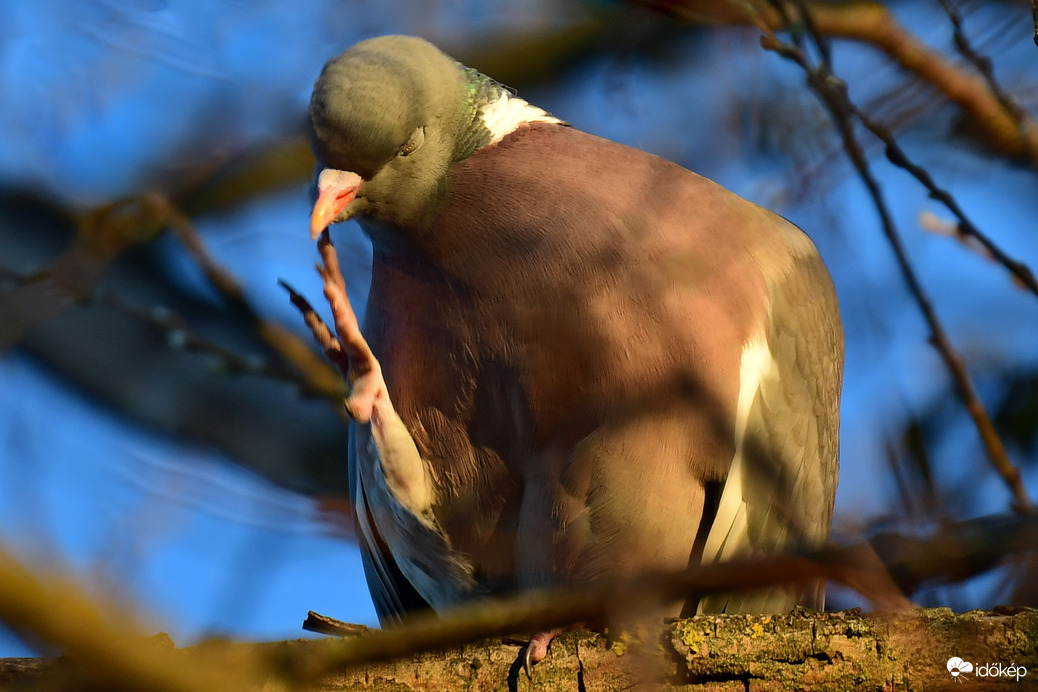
left=3, top=609, right=1036, bottom=691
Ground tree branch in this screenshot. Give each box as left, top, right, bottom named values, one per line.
left=636, top=0, right=1038, bottom=164
left=4, top=511, right=1038, bottom=689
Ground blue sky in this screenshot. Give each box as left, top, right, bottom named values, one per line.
left=2, top=0, right=1037, bottom=657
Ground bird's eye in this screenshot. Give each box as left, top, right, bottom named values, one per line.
left=399, top=127, right=425, bottom=156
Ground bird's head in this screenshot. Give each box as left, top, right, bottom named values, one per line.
left=308, top=35, right=492, bottom=239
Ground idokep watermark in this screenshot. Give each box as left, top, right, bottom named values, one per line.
left=947, top=657, right=1028, bottom=682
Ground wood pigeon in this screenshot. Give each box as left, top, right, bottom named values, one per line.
left=307, top=35, right=843, bottom=637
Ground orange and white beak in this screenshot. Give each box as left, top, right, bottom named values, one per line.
left=310, top=168, right=365, bottom=239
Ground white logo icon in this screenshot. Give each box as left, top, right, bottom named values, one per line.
left=947, top=657, right=974, bottom=682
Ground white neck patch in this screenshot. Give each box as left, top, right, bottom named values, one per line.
left=480, top=92, right=563, bottom=145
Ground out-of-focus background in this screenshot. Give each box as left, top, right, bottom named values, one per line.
left=2, top=0, right=1037, bottom=658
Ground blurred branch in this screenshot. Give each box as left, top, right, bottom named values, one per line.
left=937, top=0, right=1031, bottom=141
left=100, top=286, right=344, bottom=401
left=760, top=1, right=1033, bottom=515
left=174, top=140, right=314, bottom=218
left=157, top=195, right=347, bottom=401
left=0, top=262, right=345, bottom=401
left=1033, top=0, right=1038, bottom=47
left=636, top=0, right=1038, bottom=164
left=4, top=158, right=349, bottom=458
left=892, top=418, right=950, bottom=524
left=0, top=196, right=168, bottom=351
left=0, top=547, right=254, bottom=692
left=0, top=191, right=350, bottom=496
left=868, top=512, right=1038, bottom=594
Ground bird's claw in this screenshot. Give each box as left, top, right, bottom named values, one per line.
left=519, top=629, right=557, bottom=679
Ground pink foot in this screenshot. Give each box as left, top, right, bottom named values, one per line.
left=522, top=628, right=562, bottom=678
left=315, top=232, right=385, bottom=424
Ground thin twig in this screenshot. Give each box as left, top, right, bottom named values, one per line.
left=786, top=2, right=1038, bottom=299
left=853, top=106, right=1038, bottom=300
left=637, top=0, right=1038, bottom=162
left=161, top=200, right=253, bottom=313
left=302, top=611, right=371, bottom=637
left=763, top=0, right=1032, bottom=514
left=936, top=0, right=1025, bottom=122
left=278, top=278, right=350, bottom=377
left=935, top=0, right=1037, bottom=168
left=149, top=195, right=350, bottom=403
left=103, top=288, right=345, bottom=399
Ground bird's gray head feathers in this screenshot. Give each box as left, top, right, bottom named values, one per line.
left=308, top=35, right=562, bottom=233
